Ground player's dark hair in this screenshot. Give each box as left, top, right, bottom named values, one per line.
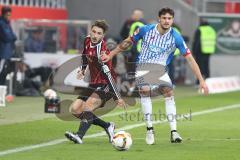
left=1, top=6, right=12, bottom=16
left=92, top=20, right=109, bottom=33
left=158, top=7, right=174, bottom=17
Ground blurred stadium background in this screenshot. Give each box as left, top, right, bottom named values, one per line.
left=0, top=0, right=240, bottom=159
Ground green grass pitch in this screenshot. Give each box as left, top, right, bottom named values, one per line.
left=0, top=86, right=240, bottom=160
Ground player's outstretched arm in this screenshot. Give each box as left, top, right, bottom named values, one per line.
left=101, top=36, right=133, bottom=62
left=185, top=54, right=209, bottom=95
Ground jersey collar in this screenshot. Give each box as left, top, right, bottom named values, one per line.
left=155, top=24, right=172, bottom=36
left=90, top=40, right=103, bottom=48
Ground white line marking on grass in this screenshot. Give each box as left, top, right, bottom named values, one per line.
left=0, top=139, right=67, bottom=156
left=101, top=108, right=140, bottom=118
left=0, top=103, right=240, bottom=157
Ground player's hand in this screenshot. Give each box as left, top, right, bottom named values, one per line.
left=199, top=81, right=209, bottom=95
left=76, top=68, right=85, bottom=80
left=116, top=99, right=127, bottom=109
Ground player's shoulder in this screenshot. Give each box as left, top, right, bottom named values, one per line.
left=140, top=24, right=156, bottom=32
left=84, top=36, right=91, bottom=45
left=102, top=38, right=107, bottom=44
left=171, top=28, right=184, bottom=42
left=85, top=35, right=91, bottom=41
left=101, top=39, right=108, bottom=49
left=137, top=24, right=156, bottom=37
left=171, top=28, right=184, bottom=39
left=171, top=28, right=181, bottom=37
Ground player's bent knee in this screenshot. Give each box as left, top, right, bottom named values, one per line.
left=139, top=85, right=151, bottom=97
left=161, top=87, right=173, bottom=98
left=84, top=98, right=102, bottom=111
left=69, top=99, right=84, bottom=114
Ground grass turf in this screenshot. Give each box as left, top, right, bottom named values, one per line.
left=0, top=87, right=239, bottom=160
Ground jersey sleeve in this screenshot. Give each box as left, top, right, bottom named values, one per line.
left=81, top=38, right=88, bottom=70
left=174, top=31, right=191, bottom=57
left=131, top=25, right=146, bottom=42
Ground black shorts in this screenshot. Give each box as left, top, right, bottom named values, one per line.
left=77, top=84, right=116, bottom=107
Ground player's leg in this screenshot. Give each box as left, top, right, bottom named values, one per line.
left=84, top=92, right=112, bottom=128
left=139, top=85, right=155, bottom=145
left=69, top=99, right=85, bottom=115
left=65, top=86, right=96, bottom=144
left=160, top=86, right=182, bottom=143
left=81, top=92, right=115, bottom=142
left=66, top=92, right=115, bottom=143
left=65, top=98, right=86, bottom=144
left=91, top=85, right=119, bottom=142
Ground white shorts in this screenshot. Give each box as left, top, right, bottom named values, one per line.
left=135, top=63, right=172, bottom=88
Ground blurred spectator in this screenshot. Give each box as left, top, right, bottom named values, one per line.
left=192, top=18, right=216, bottom=84
left=25, top=28, right=45, bottom=53
left=120, top=8, right=145, bottom=40
left=0, top=6, right=17, bottom=85
left=106, top=37, right=118, bottom=68
left=120, top=9, right=146, bottom=92
left=15, top=62, right=53, bottom=96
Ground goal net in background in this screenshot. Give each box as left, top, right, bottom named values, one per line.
left=6, top=19, right=92, bottom=96
left=12, top=19, right=91, bottom=55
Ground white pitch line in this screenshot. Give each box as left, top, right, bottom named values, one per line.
left=101, top=108, right=140, bottom=118
left=0, top=103, right=240, bottom=157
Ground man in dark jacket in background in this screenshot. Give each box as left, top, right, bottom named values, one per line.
left=0, top=6, right=17, bottom=85
left=192, top=18, right=216, bottom=84
left=120, top=9, right=145, bottom=40
left=120, top=9, right=146, bottom=93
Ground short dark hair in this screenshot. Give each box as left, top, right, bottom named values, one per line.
left=1, top=6, right=12, bottom=16
left=158, top=7, right=174, bottom=17
left=91, top=20, right=109, bottom=33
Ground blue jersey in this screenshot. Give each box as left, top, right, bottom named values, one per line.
left=132, top=24, right=190, bottom=66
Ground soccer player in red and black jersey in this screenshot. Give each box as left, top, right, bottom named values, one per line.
left=65, top=20, right=125, bottom=144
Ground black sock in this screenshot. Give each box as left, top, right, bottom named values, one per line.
left=77, top=121, right=91, bottom=139
left=91, top=112, right=110, bottom=129
left=75, top=111, right=110, bottom=138
left=78, top=111, right=110, bottom=129
left=75, top=111, right=94, bottom=139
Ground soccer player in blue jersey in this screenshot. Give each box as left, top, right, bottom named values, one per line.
left=102, top=7, right=208, bottom=144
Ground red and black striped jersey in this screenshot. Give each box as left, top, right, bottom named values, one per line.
left=81, top=36, right=116, bottom=84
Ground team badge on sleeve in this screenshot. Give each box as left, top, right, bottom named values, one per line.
left=184, top=48, right=191, bottom=57
left=186, top=48, right=191, bottom=54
